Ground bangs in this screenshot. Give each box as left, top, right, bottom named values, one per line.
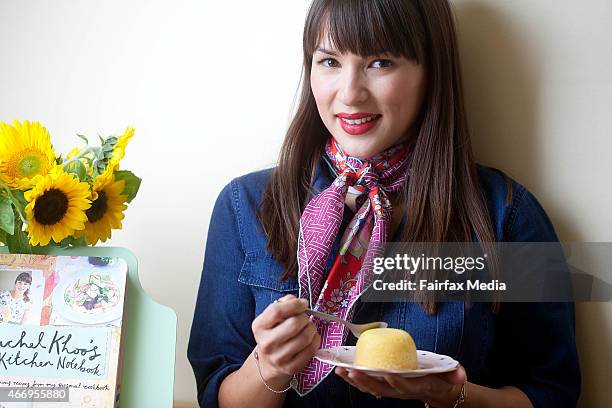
left=16, top=272, right=32, bottom=283
left=304, top=0, right=426, bottom=62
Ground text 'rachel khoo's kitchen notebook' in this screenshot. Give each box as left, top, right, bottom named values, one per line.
left=0, top=254, right=128, bottom=408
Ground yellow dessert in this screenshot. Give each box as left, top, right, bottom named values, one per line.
left=354, top=328, right=418, bottom=370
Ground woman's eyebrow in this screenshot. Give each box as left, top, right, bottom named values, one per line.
left=315, top=47, right=338, bottom=56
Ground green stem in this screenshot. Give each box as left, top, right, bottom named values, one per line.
left=62, top=146, right=96, bottom=167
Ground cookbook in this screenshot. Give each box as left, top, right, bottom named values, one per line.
left=0, top=254, right=127, bottom=407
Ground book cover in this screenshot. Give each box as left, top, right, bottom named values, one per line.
left=0, top=254, right=128, bottom=407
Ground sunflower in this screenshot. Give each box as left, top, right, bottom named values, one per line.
left=24, top=170, right=91, bottom=246
left=98, top=126, right=134, bottom=179
left=79, top=172, right=128, bottom=245
left=0, top=120, right=57, bottom=189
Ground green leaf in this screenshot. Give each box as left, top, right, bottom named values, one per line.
left=11, top=190, right=28, bottom=208
left=76, top=133, right=89, bottom=145
left=58, top=236, right=71, bottom=248
left=99, top=135, right=117, bottom=150
left=101, top=143, right=115, bottom=154
left=5, top=221, right=33, bottom=254
left=114, top=170, right=141, bottom=203
left=91, top=136, right=119, bottom=178
left=0, top=196, right=15, bottom=235
left=71, top=235, right=87, bottom=247
left=59, top=235, right=87, bottom=248
left=65, top=160, right=88, bottom=181
left=0, top=228, right=6, bottom=244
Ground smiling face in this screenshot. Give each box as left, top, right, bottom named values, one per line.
left=310, top=35, right=427, bottom=159
left=15, top=280, right=30, bottom=293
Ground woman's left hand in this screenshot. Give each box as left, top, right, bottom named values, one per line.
left=335, top=365, right=467, bottom=407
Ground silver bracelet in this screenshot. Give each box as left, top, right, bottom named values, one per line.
left=253, top=346, right=297, bottom=394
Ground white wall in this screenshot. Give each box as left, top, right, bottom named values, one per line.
left=0, top=1, right=610, bottom=406
left=453, top=2, right=612, bottom=407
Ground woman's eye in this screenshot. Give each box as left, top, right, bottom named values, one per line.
left=370, top=59, right=393, bottom=68
left=318, top=58, right=340, bottom=68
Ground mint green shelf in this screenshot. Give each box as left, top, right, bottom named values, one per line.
left=0, top=246, right=177, bottom=407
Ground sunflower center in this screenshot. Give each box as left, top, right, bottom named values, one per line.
left=7, top=149, right=49, bottom=179
left=33, top=188, right=69, bottom=225
left=86, top=191, right=108, bottom=223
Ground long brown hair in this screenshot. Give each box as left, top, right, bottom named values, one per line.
left=260, top=0, right=497, bottom=314
left=15, top=272, right=32, bottom=303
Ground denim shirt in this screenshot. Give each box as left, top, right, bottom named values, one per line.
left=188, top=161, right=581, bottom=408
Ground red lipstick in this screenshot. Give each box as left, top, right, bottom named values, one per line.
left=336, top=112, right=381, bottom=136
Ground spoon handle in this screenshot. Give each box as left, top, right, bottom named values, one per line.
left=305, top=308, right=351, bottom=327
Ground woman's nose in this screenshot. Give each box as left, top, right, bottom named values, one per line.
left=338, top=70, right=369, bottom=106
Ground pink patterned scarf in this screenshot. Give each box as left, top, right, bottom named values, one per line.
left=294, top=137, right=411, bottom=395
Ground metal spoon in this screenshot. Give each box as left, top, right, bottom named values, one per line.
left=305, top=308, right=388, bottom=338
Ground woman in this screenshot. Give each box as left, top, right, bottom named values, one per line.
left=0, top=272, right=32, bottom=324
left=188, top=1, right=580, bottom=407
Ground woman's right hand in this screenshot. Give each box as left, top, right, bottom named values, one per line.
left=251, top=294, right=321, bottom=384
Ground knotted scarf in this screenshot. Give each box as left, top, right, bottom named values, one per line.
left=294, top=137, right=411, bottom=395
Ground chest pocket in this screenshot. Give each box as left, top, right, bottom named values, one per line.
left=238, top=250, right=299, bottom=316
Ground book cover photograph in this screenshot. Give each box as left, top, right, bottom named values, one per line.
left=0, top=254, right=128, bottom=407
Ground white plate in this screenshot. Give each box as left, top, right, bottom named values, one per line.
left=52, top=269, right=124, bottom=325
left=314, top=346, right=459, bottom=378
